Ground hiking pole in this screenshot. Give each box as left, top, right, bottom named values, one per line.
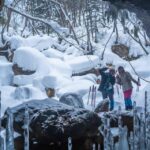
left=136, top=77, right=140, bottom=92
left=144, top=91, right=148, bottom=149
left=91, top=85, right=94, bottom=107
left=93, top=86, right=97, bottom=108
left=87, top=86, right=91, bottom=105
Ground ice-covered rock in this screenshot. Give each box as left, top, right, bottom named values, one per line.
left=13, top=87, right=31, bottom=100
left=2, top=99, right=101, bottom=142
left=59, top=93, right=84, bottom=108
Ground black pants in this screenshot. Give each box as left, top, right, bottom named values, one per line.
left=101, top=90, right=114, bottom=110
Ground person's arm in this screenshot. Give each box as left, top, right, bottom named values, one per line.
left=127, top=72, right=139, bottom=85
left=98, top=67, right=108, bottom=76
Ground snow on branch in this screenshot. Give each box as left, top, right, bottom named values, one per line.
left=4, top=5, right=68, bottom=37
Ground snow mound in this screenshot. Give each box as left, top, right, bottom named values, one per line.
left=42, top=75, right=57, bottom=89
left=9, top=35, right=24, bottom=50
left=42, top=48, right=64, bottom=59
left=65, top=55, right=99, bottom=74
left=57, top=79, right=95, bottom=97
left=48, top=58, right=72, bottom=77
left=13, top=47, right=46, bottom=71
left=25, top=35, right=57, bottom=51
left=7, top=35, right=58, bottom=51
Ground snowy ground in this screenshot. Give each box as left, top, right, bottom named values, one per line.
left=0, top=21, right=150, bottom=116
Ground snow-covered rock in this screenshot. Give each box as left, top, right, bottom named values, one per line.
left=59, top=93, right=84, bottom=108
left=42, top=48, right=64, bottom=59
left=65, top=55, right=100, bottom=74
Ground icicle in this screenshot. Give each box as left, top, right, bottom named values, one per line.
left=118, top=105, right=122, bottom=134
left=98, top=144, right=101, bottom=150
left=0, top=91, right=5, bottom=150
left=144, top=91, right=148, bottom=150
left=0, top=136, right=4, bottom=150
left=146, top=113, right=150, bottom=150
left=103, top=114, right=108, bottom=150
left=92, top=144, right=96, bottom=150
left=129, top=132, right=134, bottom=150
left=68, top=137, right=72, bottom=150
left=139, top=113, right=146, bottom=150
left=24, top=104, right=29, bottom=150
left=133, top=101, right=140, bottom=149
left=6, top=108, right=14, bottom=150
left=118, top=126, right=129, bottom=150
left=110, top=132, right=114, bottom=150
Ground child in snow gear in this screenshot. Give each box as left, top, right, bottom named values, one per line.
left=97, top=67, right=116, bottom=111
left=116, top=66, right=140, bottom=110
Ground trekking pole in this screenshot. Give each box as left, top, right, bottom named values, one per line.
left=91, top=85, right=94, bottom=107
left=87, top=86, right=91, bottom=105
left=144, top=91, right=148, bottom=149
left=136, top=77, right=140, bottom=92
left=93, top=86, right=97, bottom=108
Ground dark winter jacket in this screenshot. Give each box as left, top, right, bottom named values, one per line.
left=98, top=67, right=115, bottom=93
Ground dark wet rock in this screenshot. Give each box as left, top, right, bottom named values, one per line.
left=111, top=44, right=141, bottom=60
left=112, top=44, right=129, bottom=59
left=12, top=64, right=35, bottom=75
left=45, top=88, right=55, bottom=97
left=59, top=93, right=84, bottom=108
left=14, top=136, right=24, bottom=150
left=94, top=99, right=109, bottom=113
left=2, top=99, right=101, bottom=143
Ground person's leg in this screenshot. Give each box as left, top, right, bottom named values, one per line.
left=102, top=91, right=107, bottom=100
left=108, top=93, right=114, bottom=111
left=123, top=89, right=133, bottom=110
left=127, top=89, right=133, bottom=110
left=123, top=90, right=129, bottom=110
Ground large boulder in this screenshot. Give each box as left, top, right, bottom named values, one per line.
left=94, top=99, right=109, bottom=113
left=2, top=99, right=101, bottom=143
left=111, top=44, right=129, bottom=59
left=59, top=93, right=84, bottom=108
left=12, top=64, right=35, bottom=75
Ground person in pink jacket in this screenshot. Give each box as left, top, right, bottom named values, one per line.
left=116, top=66, right=140, bottom=110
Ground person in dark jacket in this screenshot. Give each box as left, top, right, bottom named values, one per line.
left=97, top=67, right=116, bottom=111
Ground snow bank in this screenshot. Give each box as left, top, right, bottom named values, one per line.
left=57, top=79, right=95, bottom=97
left=42, top=48, right=64, bottom=59
left=65, top=55, right=99, bottom=74
left=9, top=35, right=24, bottom=50
left=25, top=35, right=57, bottom=51
left=6, top=35, right=58, bottom=51
left=48, top=58, right=72, bottom=77
left=13, top=47, right=46, bottom=71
